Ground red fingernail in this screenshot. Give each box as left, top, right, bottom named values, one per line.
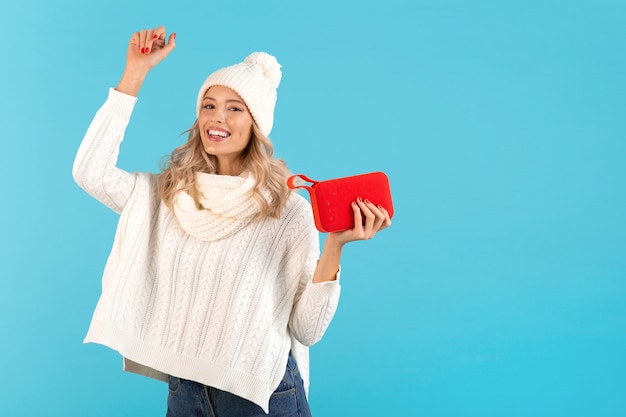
left=141, top=47, right=145, bottom=53
left=145, top=47, right=150, bottom=53
left=153, top=34, right=158, bottom=39
left=173, top=33, right=177, bottom=39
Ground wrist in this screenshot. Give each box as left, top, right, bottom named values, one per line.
left=116, top=69, right=148, bottom=97
left=324, top=233, right=345, bottom=250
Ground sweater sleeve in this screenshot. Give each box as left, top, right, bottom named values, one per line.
left=72, top=88, right=139, bottom=213
left=289, top=272, right=341, bottom=347
left=288, top=204, right=341, bottom=347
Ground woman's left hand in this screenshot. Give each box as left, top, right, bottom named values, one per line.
left=329, top=198, right=392, bottom=245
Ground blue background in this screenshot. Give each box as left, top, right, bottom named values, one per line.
left=1, top=0, right=625, bottom=415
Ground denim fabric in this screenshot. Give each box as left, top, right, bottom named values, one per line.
left=166, top=353, right=312, bottom=417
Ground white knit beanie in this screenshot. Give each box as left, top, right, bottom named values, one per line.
left=196, top=52, right=282, bottom=136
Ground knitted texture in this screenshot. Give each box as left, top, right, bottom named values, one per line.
left=72, top=89, right=341, bottom=413
left=172, top=172, right=272, bottom=241
left=196, top=52, right=281, bottom=136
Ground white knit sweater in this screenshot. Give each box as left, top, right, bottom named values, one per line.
left=72, top=88, right=341, bottom=413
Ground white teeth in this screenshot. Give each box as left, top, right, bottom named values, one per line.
left=208, top=129, right=229, bottom=137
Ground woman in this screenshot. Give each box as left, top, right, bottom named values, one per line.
left=73, top=26, right=391, bottom=417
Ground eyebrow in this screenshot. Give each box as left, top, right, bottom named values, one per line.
left=202, top=96, right=246, bottom=106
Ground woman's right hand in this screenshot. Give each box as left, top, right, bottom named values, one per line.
left=116, top=26, right=177, bottom=96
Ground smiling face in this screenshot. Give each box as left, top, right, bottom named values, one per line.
left=198, top=85, right=254, bottom=175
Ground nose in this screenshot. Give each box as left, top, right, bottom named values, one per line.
left=211, top=107, right=227, bottom=124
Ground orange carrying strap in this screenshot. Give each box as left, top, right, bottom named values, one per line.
left=286, top=174, right=317, bottom=193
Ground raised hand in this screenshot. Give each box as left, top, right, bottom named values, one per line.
left=116, top=26, right=177, bottom=96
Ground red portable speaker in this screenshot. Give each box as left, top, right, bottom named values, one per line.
left=287, top=172, right=394, bottom=233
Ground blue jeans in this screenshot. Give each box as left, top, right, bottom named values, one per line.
left=166, top=353, right=312, bottom=417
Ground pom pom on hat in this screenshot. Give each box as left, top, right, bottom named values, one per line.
left=196, top=52, right=282, bottom=136
left=244, top=52, right=282, bottom=89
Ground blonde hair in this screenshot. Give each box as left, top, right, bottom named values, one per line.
left=157, top=121, right=292, bottom=219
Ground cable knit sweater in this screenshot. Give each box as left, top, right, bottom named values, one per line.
left=72, top=88, right=341, bottom=413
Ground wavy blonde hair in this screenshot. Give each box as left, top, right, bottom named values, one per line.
left=157, top=121, right=292, bottom=219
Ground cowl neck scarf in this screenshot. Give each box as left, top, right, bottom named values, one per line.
left=172, top=172, right=270, bottom=241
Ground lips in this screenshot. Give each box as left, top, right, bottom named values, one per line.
left=205, top=128, right=230, bottom=142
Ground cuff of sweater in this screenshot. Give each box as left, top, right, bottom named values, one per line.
left=310, top=266, right=341, bottom=289
left=104, top=87, right=138, bottom=119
